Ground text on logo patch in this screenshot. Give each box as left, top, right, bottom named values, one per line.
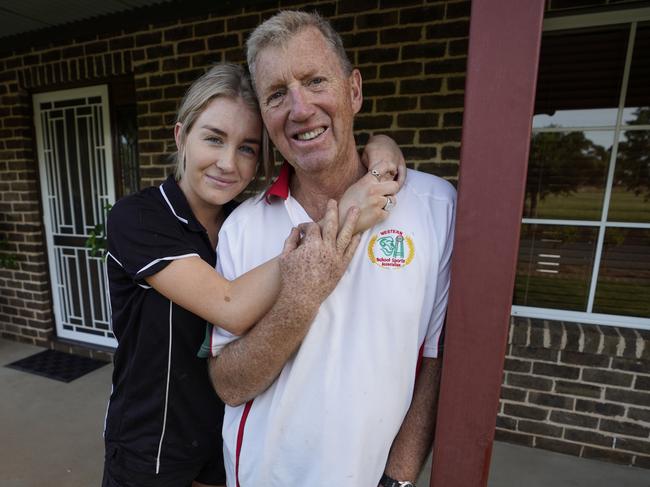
left=367, top=229, right=415, bottom=269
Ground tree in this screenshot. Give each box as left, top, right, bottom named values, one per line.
left=525, top=128, right=610, bottom=218
left=615, top=107, right=650, bottom=202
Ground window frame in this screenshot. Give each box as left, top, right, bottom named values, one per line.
left=511, top=7, right=650, bottom=330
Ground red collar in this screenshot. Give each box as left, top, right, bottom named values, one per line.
left=264, top=162, right=291, bottom=203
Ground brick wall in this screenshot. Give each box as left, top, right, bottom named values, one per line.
left=497, top=317, right=650, bottom=469
left=0, top=73, right=52, bottom=347
left=0, top=0, right=469, bottom=348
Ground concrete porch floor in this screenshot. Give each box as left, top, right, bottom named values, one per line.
left=1, top=338, right=648, bottom=487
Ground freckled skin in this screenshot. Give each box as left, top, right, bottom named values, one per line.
left=209, top=202, right=359, bottom=406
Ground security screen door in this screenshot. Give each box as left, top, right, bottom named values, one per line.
left=33, top=86, right=117, bottom=347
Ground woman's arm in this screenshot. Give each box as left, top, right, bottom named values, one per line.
left=145, top=202, right=359, bottom=337
left=145, top=227, right=300, bottom=336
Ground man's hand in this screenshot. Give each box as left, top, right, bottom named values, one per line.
left=210, top=201, right=361, bottom=406
left=283, top=200, right=360, bottom=305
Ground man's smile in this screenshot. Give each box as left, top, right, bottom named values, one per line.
left=293, top=126, right=326, bottom=141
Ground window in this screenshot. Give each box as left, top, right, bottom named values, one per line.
left=512, top=11, right=650, bottom=329
left=110, top=77, right=139, bottom=198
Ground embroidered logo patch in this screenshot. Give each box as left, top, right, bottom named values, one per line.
left=367, top=229, right=415, bottom=269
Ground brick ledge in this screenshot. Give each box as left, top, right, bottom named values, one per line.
left=509, top=317, right=650, bottom=361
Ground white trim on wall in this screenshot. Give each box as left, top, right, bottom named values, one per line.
left=511, top=305, right=650, bottom=330
left=543, top=7, right=650, bottom=31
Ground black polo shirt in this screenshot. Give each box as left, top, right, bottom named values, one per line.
left=104, top=175, right=234, bottom=474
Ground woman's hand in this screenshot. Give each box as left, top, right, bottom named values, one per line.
left=339, top=172, right=398, bottom=233
left=361, top=134, right=407, bottom=189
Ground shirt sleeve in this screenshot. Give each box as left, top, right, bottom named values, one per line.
left=106, top=194, right=201, bottom=284
left=422, top=192, right=456, bottom=358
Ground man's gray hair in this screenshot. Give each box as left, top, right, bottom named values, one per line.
left=246, top=10, right=352, bottom=88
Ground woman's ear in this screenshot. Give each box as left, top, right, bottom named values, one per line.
left=174, top=122, right=183, bottom=150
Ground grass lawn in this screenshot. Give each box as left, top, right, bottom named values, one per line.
left=526, top=187, right=649, bottom=222
left=514, top=274, right=649, bottom=318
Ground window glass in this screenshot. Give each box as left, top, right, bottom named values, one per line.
left=593, top=228, right=650, bottom=317
left=116, top=105, right=139, bottom=197
left=516, top=20, right=650, bottom=326
left=623, top=24, right=650, bottom=124
left=533, top=27, right=628, bottom=129
left=524, top=131, right=613, bottom=220
left=609, top=129, right=650, bottom=223
left=514, top=224, right=599, bottom=311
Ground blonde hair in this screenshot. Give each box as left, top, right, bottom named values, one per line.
left=173, top=63, right=272, bottom=181
left=246, top=10, right=352, bottom=88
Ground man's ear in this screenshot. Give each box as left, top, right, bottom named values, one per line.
left=349, top=68, right=363, bottom=115
left=173, top=122, right=183, bottom=150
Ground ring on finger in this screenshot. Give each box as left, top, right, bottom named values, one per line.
left=370, top=169, right=382, bottom=182
left=382, top=196, right=395, bottom=211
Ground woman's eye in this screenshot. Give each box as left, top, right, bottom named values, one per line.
left=206, top=136, right=223, bottom=144
left=240, top=145, right=257, bottom=156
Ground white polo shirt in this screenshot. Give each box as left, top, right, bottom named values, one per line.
left=208, top=167, right=456, bottom=487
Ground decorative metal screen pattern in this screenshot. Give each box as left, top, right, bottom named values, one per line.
left=34, top=86, right=117, bottom=347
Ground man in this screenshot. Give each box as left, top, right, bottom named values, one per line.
left=205, top=11, right=456, bottom=487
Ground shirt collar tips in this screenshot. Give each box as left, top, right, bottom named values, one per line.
left=265, top=163, right=291, bottom=203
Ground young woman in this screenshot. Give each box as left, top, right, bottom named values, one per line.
left=101, top=63, right=404, bottom=487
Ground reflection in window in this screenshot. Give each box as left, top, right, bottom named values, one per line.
left=609, top=127, right=650, bottom=223
left=593, top=229, right=650, bottom=318
left=516, top=18, right=650, bottom=326
left=116, top=105, right=139, bottom=197
left=524, top=131, right=612, bottom=220
left=623, top=25, right=649, bottom=124
left=514, top=225, right=598, bottom=311
left=532, top=27, right=628, bottom=129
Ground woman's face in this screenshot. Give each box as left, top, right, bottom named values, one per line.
left=176, top=96, right=262, bottom=211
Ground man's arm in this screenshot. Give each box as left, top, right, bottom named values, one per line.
left=382, top=357, right=442, bottom=482
left=382, top=184, right=456, bottom=483
left=209, top=279, right=323, bottom=406
left=209, top=200, right=360, bottom=406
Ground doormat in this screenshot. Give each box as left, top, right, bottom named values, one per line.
left=6, top=349, right=107, bottom=383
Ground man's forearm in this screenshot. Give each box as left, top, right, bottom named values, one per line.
left=383, top=357, right=442, bottom=481
left=208, top=285, right=321, bottom=406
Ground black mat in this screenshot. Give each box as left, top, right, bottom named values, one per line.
left=6, top=349, right=107, bottom=383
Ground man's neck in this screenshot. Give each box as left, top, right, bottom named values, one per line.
left=290, top=154, right=365, bottom=221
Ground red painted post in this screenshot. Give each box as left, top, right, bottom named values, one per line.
left=429, top=1, right=545, bottom=486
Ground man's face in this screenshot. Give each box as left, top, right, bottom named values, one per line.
left=253, top=27, right=363, bottom=175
